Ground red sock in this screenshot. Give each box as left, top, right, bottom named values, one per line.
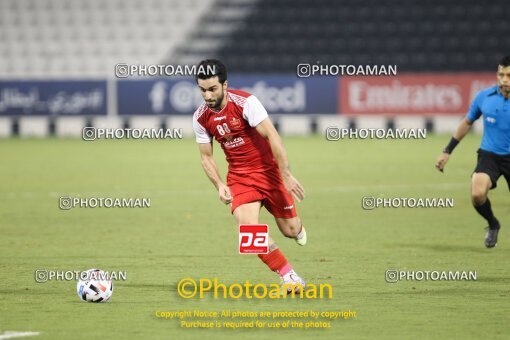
left=258, top=249, right=292, bottom=276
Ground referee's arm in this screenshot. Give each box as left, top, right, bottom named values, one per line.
left=452, top=117, right=474, bottom=144
left=435, top=117, right=474, bottom=172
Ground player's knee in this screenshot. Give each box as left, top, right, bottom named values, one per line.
left=471, top=189, right=487, bottom=206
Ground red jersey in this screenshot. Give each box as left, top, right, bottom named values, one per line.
left=193, top=89, right=277, bottom=174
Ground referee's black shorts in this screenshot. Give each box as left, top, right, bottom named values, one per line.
left=474, top=149, right=510, bottom=190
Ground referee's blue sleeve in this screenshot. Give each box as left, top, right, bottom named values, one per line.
left=466, top=93, right=483, bottom=122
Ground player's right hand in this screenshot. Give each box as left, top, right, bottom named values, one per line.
left=435, top=153, right=450, bottom=172
left=282, top=173, right=305, bottom=202
left=218, top=184, right=233, bottom=204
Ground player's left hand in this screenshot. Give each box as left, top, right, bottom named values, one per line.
left=282, top=173, right=305, bottom=202
left=218, top=183, right=233, bottom=205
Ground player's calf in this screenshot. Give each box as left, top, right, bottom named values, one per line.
left=275, top=217, right=307, bottom=245
left=275, top=216, right=301, bottom=237
left=277, top=220, right=300, bottom=238
left=257, top=248, right=306, bottom=294
left=472, top=197, right=499, bottom=229
left=471, top=174, right=500, bottom=244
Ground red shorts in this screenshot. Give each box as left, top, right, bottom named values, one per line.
left=227, top=169, right=297, bottom=218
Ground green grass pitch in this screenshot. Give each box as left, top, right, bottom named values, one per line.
left=0, top=134, right=509, bottom=339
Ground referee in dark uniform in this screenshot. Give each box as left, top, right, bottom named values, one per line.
left=436, top=55, right=510, bottom=248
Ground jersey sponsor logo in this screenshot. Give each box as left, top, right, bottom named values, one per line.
left=223, top=137, right=245, bottom=148
left=239, top=224, right=269, bottom=254
left=486, top=116, right=496, bottom=124
left=213, top=116, right=227, bottom=121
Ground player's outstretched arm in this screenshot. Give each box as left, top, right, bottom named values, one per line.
left=198, top=142, right=232, bottom=204
left=435, top=117, right=474, bottom=172
left=255, top=118, right=305, bottom=202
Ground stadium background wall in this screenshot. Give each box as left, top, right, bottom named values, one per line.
left=0, top=72, right=494, bottom=137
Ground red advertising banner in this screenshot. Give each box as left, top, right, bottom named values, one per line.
left=339, top=73, right=496, bottom=115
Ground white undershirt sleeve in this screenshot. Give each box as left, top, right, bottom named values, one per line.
left=193, top=117, right=212, bottom=143
left=242, top=95, right=269, bottom=127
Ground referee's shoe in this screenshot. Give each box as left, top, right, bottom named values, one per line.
left=484, top=225, right=500, bottom=248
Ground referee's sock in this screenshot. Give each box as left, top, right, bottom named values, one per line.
left=474, top=198, right=500, bottom=229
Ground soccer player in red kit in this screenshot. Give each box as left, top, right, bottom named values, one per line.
left=192, top=59, right=307, bottom=292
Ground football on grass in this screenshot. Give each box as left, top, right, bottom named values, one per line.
left=77, top=269, right=113, bottom=303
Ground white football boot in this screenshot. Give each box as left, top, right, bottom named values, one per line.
left=280, top=270, right=306, bottom=295
left=295, top=226, right=307, bottom=246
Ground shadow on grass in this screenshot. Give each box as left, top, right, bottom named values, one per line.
left=120, top=283, right=171, bottom=290
left=391, top=243, right=497, bottom=253
left=472, top=276, right=510, bottom=283
left=376, top=286, right=502, bottom=296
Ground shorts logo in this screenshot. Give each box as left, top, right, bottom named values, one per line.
left=486, top=117, right=496, bottom=124
left=230, top=117, right=242, bottom=129
left=239, top=224, right=269, bottom=254
left=283, top=205, right=294, bottom=210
